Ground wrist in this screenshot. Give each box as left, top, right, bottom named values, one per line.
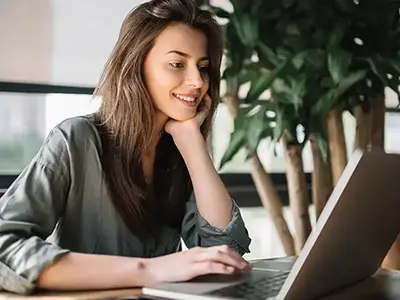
left=173, top=130, right=207, bottom=155
left=127, top=258, right=154, bottom=287
left=137, top=258, right=161, bottom=286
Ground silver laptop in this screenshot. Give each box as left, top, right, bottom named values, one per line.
left=142, top=149, right=400, bottom=300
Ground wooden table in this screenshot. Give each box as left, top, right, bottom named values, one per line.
left=0, top=288, right=142, bottom=300
left=1, top=268, right=400, bottom=300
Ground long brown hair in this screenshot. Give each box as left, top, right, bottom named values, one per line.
left=94, top=0, right=223, bottom=237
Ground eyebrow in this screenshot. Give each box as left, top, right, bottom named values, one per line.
left=166, top=50, right=209, bottom=62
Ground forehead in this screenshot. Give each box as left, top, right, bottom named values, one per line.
left=151, top=23, right=208, bottom=58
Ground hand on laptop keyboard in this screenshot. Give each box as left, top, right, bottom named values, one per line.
left=143, top=245, right=252, bottom=285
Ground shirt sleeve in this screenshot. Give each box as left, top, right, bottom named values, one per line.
left=0, top=128, right=71, bottom=294
left=180, top=194, right=251, bottom=256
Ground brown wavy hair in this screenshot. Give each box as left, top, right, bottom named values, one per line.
left=93, top=0, right=222, bottom=237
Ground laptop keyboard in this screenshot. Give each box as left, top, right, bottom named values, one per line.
left=204, top=270, right=290, bottom=300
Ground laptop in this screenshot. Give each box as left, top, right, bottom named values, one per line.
left=142, top=149, right=400, bottom=300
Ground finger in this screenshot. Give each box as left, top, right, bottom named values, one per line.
left=197, top=247, right=250, bottom=271
left=215, top=245, right=252, bottom=269
left=195, top=109, right=208, bottom=126
left=192, top=262, right=237, bottom=277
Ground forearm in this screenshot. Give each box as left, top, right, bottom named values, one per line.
left=180, top=134, right=232, bottom=230
left=382, top=234, right=400, bottom=270
left=37, top=252, right=149, bottom=291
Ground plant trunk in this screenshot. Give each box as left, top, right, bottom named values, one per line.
left=326, top=107, right=348, bottom=186
left=282, top=133, right=312, bottom=253
left=223, top=95, right=295, bottom=256
left=353, top=103, right=372, bottom=151
left=249, top=156, right=296, bottom=256
left=310, top=138, right=333, bottom=219
left=370, top=92, right=385, bottom=149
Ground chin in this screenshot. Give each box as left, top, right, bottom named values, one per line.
left=168, top=112, right=196, bottom=121
left=168, top=111, right=196, bottom=122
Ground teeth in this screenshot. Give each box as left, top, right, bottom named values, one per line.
left=173, top=93, right=196, bottom=102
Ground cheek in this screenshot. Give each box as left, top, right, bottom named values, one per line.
left=145, top=63, right=181, bottom=90
left=153, top=70, right=184, bottom=97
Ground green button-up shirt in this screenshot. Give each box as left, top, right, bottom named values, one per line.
left=0, top=116, right=251, bottom=294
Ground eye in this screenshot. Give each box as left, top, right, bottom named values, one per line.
left=198, top=65, right=209, bottom=73
left=170, top=62, right=185, bottom=68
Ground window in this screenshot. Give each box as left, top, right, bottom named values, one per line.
left=0, top=92, right=100, bottom=174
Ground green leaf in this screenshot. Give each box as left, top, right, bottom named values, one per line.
left=328, top=20, right=348, bottom=48
left=297, top=0, right=312, bottom=12
left=271, top=92, right=293, bottom=105
left=246, top=58, right=292, bottom=103
left=282, top=0, right=296, bottom=8
left=283, top=35, right=306, bottom=51
left=236, top=102, right=260, bottom=118
left=202, top=5, right=231, bottom=19
left=219, top=121, right=247, bottom=169
left=292, top=51, right=308, bottom=70
left=246, top=105, right=269, bottom=155
left=224, top=22, right=253, bottom=69
left=230, top=0, right=246, bottom=13
left=312, top=70, right=367, bottom=116
left=309, top=117, right=329, bottom=162
left=315, top=132, right=329, bottom=163
left=231, top=13, right=259, bottom=47
left=271, top=79, right=289, bottom=94
left=320, top=77, right=336, bottom=88
left=365, top=57, right=387, bottom=83
left=306, top=49, right=326, bottom=69
left=225, top=76, right=238, bottom=96
left=256, top=42, right=280, bottom=67
left=389, top=58, right=400, bottom=74
left=260, top=122, right=275, bottom=141
left=327, top=48, right=352, bottom=84
left=276, top=47, right=292, bottom=60
left=289, top=74, right=307, bottom=108
left=366, top=57, right=400, bottom=99
left=334, top=0, right=353, bottom=12
left=223, top=51, right=242, bottom=78
left=336, top=70, right=367, bottom=98
left=238, top=62, right=263, bottom=85
left=273, top=104, right=294, bottom=141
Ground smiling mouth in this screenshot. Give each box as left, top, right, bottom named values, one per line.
left=172, top=92, right=197, bottom=102
left=172, top=92, right=199, bottom=107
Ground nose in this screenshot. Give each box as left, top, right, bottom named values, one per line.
left=185, top=67, right=204, bottom=89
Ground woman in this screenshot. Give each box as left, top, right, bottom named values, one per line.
left=0, top=0, right=252, bottom=294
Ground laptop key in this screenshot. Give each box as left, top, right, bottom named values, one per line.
left=205, top=271, right=289, bottom=300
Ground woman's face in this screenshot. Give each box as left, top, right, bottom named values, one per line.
left=144, top=22, right=210, bottom=123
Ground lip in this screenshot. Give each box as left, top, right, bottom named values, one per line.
left=173, top=92, right=200, bottom=98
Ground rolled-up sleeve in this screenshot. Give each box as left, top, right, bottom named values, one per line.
left=181, top=195, right=251, bottom=256
left=0, top=128, right=71, bottom=294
